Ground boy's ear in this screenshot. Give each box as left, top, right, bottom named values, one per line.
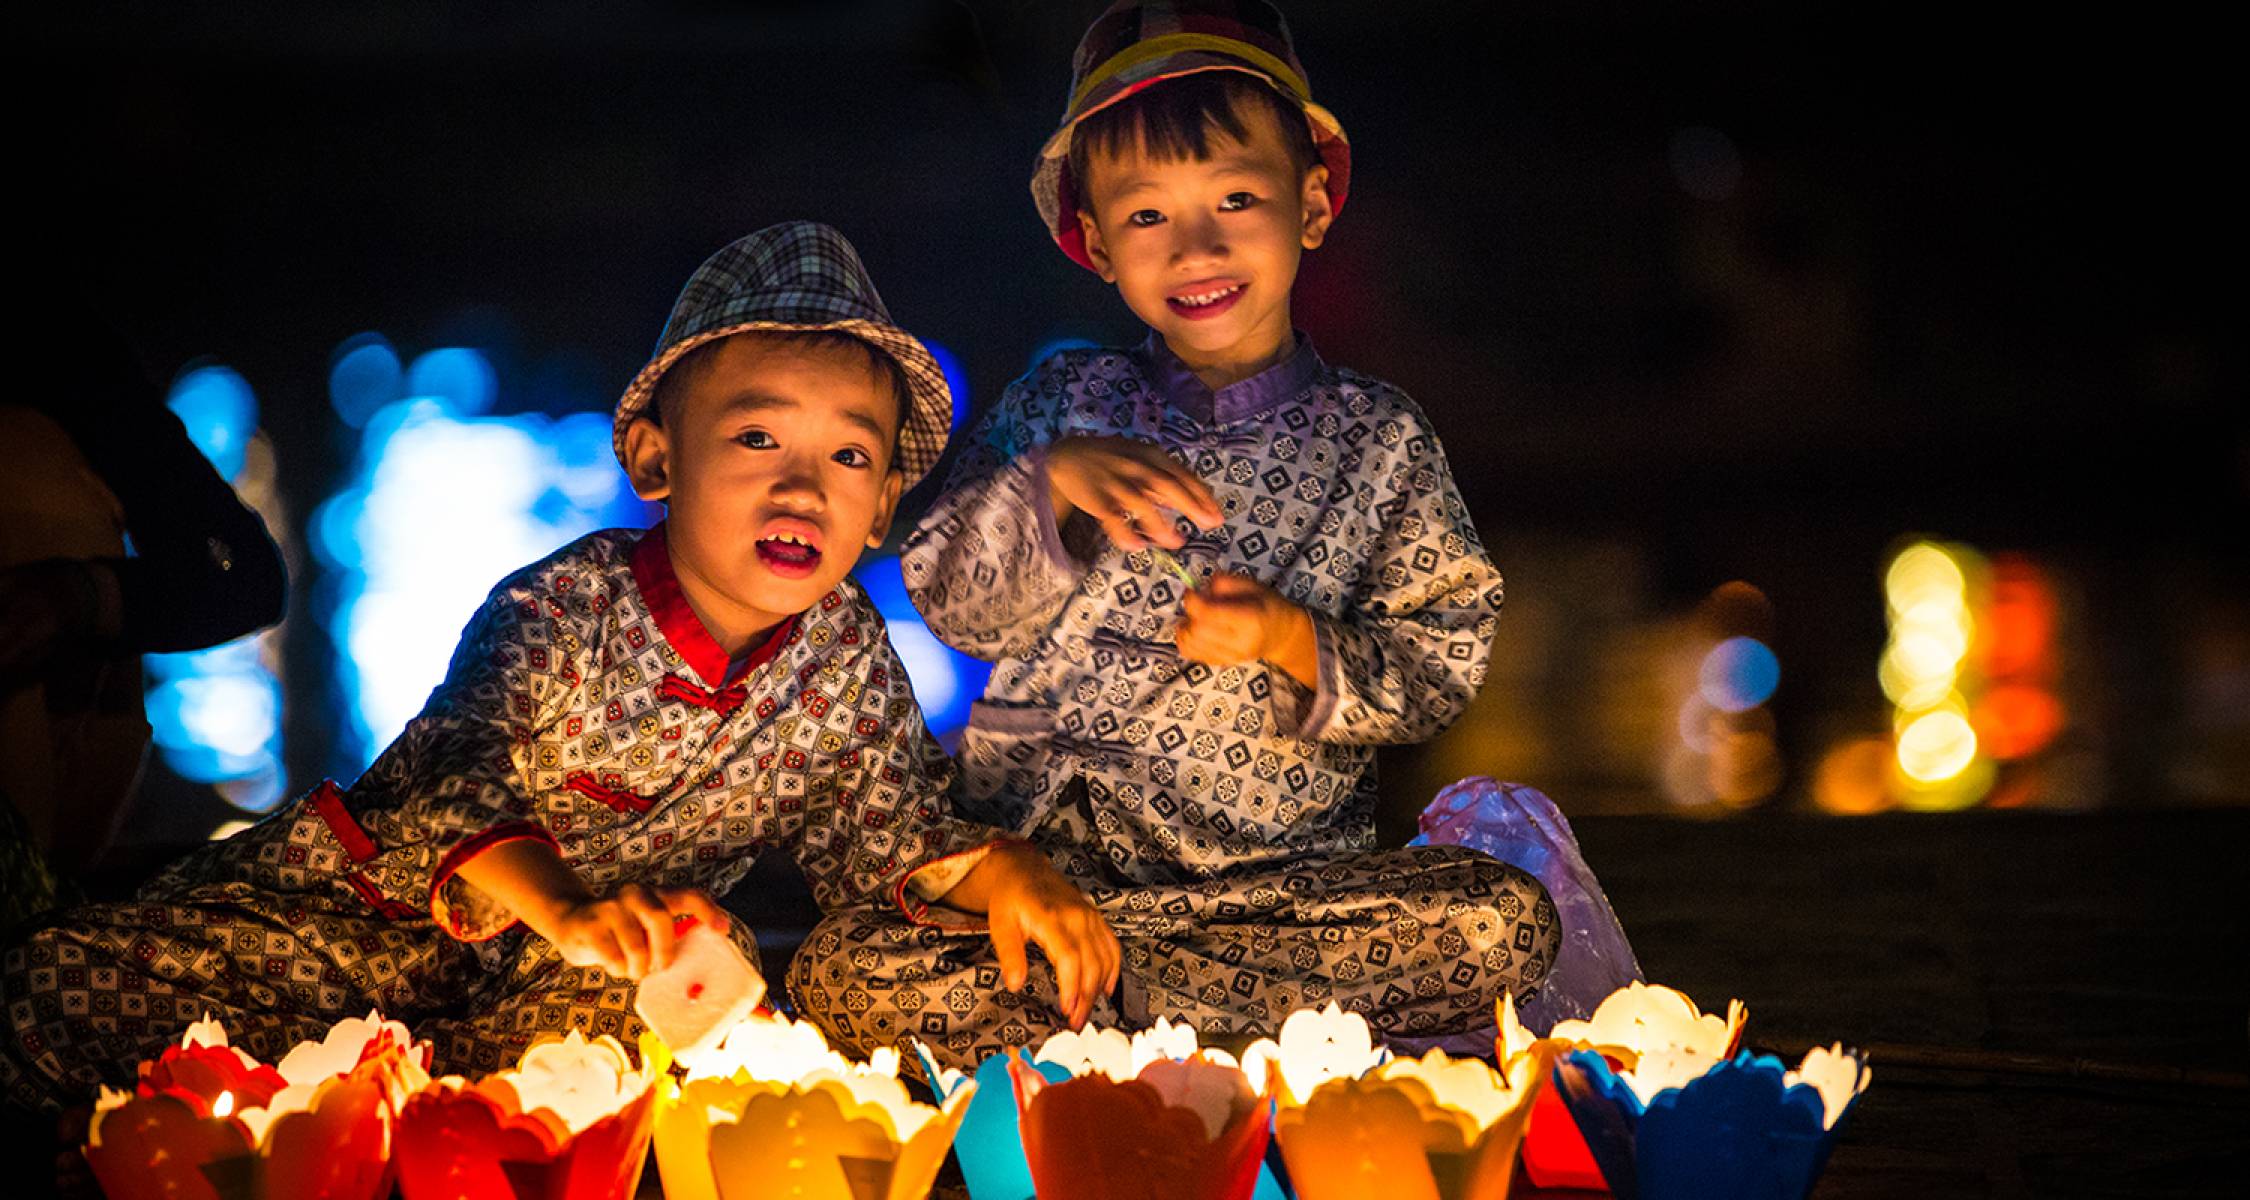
left=864, top=466, right=906, bottom=550
left=621, top=417, right=673, bottom=501
left=1076, top=209, right=1120, bottom=283
left=1299, top=164, right=1335, bottom=250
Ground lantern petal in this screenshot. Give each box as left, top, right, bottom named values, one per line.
left=84, top=1093, right=253, bottom=1200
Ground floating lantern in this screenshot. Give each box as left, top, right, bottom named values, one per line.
left=915, top=1015, right=1268, bottom=1200
left=84, top=1011, right=428, bottom=1200
left=1238, top=1002, right=1389, bottom=1109
left=1013, top=1053, right=1270, bottom=1200
left=1552, top=1043, right=1870, bottom=1200
left=1499, top=984, right=1747, bottom=1192
left=1274, top=1043, right=1553, bottom=1200
left=651, top=1017, right=972, bottom=1200
left=393, top=1030, right=657, bottom=1200
left=911, top=1043, right=1069, bottom=1200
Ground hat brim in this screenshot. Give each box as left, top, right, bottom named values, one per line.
left=611, top=318, right=953, bottom=489
left=1030, top=63, right=1351, bottom=272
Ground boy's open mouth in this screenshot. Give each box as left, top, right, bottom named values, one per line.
left=1166, top=281, right=1246, bottom=320
left=755, top=533, right=822, bottom=579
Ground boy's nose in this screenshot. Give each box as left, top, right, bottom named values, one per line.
left=768, top=462, right=826, bottom=512
left=1171, top=213, right=1227, bottom=263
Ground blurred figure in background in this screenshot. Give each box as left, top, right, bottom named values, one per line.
left=0, top=310, right=287, bottom=928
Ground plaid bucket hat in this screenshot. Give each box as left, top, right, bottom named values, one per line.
left=612, top=221, right=952, bottom=487
left=1032, top=0, right=1351, bottom=272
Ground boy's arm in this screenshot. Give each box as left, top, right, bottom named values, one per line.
left=451, top=838, right=729, bottom=980
left=902, top=362, right=1086, bottom=660
left=337, top=560, right=593, bottom=940
left=797, top=614, right=1118, bottom=1026
left=1290, top=427, right=1504, bottom=746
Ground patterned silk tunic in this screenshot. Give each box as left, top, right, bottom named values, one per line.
left=1, top=524, right=992, bottom=1107
left=903, top=334, right=1506, bottom=880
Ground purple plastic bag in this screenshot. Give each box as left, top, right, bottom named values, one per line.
left=1410, top=777, right=1642, bottom=1033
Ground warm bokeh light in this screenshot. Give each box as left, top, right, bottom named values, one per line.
left=1812, top=738, right=1897, bottom=815
left=1896, top=708, right=1978, bottom=783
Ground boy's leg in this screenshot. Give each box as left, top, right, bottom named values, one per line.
left=0, top=894, right=443, bottom=1111
left=787, top=844, right=1554, bottom=1068
left=787, top=907, right=1124, bottom=1069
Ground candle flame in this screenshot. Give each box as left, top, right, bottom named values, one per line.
left=213, top=1090, right=235, bottom=1118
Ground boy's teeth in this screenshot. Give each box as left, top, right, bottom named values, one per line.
left=1177, top=284, right=1240, bottom=307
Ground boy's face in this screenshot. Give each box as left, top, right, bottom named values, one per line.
left=621, top=334, right=904, bottom=648
left=1076, top=98, right=1334, bottom=372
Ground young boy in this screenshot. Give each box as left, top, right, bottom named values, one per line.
left=797, top=1, right=1561, bottom=1063
left=0, top=221, right=1116, bottom=1109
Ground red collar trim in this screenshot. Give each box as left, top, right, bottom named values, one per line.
left=630, top=523, right=802, bottom=686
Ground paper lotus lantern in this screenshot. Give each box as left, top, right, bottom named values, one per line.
left=651, top=1028, right=972, bottom=1200
left=1238, top=1002, right=1390, bottom=1108
left=84, top=1011, right=429, bottom=1200
left=393, top=1030, right=657, bottom=1200
left=1275, top=1043, right=1553, bottom=1200
left=1553, top=1044, right=1871, bottom=1200
left=1500, top=984, right=1747, bottom=1192
left=1013, top=1053, right=1270, bottom=1200
left=914, top=1015, right=1259, bottom=1200
left=911, top=1043, right=1070, bottom=1200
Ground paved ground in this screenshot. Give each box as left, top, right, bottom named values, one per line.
left=1570, top=808, right=2250, bottom=1198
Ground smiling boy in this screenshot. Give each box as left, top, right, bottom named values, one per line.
left=0, top=222, right=1116, bottom=1110
left=811, top=1, right=1563, bottom=1060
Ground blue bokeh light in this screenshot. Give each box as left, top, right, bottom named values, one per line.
left=404, top=346, right=498, bottom=416
left=853, top=554, right=988, bottom=741
left=165, top=366, right=259, bottom=482
left=924, top=338, right=971, bottom=431
left=328, top=334, right=404, bottom=429
left=1699, top=636, right=1781, bottom=713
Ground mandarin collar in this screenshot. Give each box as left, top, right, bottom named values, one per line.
left=1138, top=330, right=1323, bottom=426
left=629, top=522, right=800, bottom=687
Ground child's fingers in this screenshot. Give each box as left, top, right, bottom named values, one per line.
left=620, top=885, right=678, bottom=973
left=1139, top=474, right=1221, bottom=531
left=604, top=902, right=653, bottom=979
left=660, top=887, right=730, bottom=934
left=990, top=912, right=1030, bottom=992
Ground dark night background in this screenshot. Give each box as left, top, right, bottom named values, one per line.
left=17, top=1, right=2245, bottom=825
left=12, top=2, right=2249, bottom=1192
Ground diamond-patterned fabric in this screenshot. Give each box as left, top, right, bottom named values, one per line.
left=791, top=837, right=1556, bottom=1069
left=903, top=335, right=1506, bottom=880
left=1, top=525, right=993, bottom=1108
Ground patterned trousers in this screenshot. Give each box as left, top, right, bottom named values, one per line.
left=788, top=842, right=1558, bottom=1070
left=0, top=879, right=761, bottom=1111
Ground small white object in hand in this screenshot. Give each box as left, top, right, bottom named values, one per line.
left=634, top=919, right=765, bottom=1063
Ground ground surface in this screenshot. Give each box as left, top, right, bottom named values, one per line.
left=707, top=807, right=2250, bottom=1198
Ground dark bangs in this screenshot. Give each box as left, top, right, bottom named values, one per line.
left=1068, top=70, right=1318, bottom=208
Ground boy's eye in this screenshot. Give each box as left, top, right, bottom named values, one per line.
left=1219, top=192, right=1257, bottom=211
left=736, top=430, right=775, bottom=449
left=833, top=447, right=871, bottom=468
left=1127, top=208, right=1165, bottom=228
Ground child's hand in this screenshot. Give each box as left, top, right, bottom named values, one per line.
left=1177, top=571, right=1319, bottom=688
left=1045, top=436, right=1223, bottom=551
left=547, top=884, right=731, bottom=981
left=962, top=843, right=1121, bottom=1029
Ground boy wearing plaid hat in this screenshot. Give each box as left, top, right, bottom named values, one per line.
left=0, top=221, right=1117, bottom=1109
left=819, top=0, right=1568, bottom=1060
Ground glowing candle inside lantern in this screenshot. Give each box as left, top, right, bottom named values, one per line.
left=212, top=1090, right=234, bottom=1118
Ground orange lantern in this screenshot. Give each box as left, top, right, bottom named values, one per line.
left=83, top=1012, right=426, bottom=1200
left=1013, top=1053, right=1270, bottom=1200
left=393, top=1030, right=657, bottom=1200
left=1274, top=1044, right=1551, bottom=1200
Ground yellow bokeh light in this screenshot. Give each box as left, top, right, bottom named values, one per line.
left=1896, top=709, right=1978, bottom=782
left=1885, top=543, right=1965, bottom=615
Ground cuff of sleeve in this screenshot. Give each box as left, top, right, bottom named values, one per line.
left=1020, top=449, right=1080, bottom=573
left=892, top=839, right=1015, bottom=933
left=429, top=822, right=561, bottom=941
left=1290, top=615, right=1345, bottom=739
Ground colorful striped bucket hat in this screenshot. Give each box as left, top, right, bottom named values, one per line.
left=612, top=221, right=952, bottom=487
left=1031, top=0, right=1351, bottom=272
